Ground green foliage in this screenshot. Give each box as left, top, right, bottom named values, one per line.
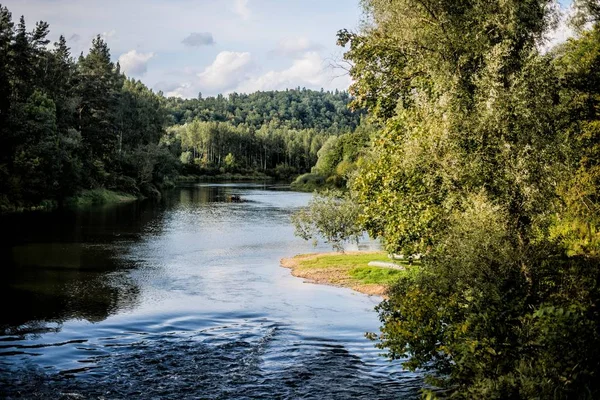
left=310, top=119, right=374, bottom=188
left=291, top=190, right=364, bottom=251
left=171, top=120, right=326, bottom=173
left=337, top=0, right=600, bottom=397
left=290, top=173, right=328, bottom=192
left=551, top=26, right=600, bottom=256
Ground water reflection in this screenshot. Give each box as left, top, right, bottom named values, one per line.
left=0, top=202, right=156, bottom=332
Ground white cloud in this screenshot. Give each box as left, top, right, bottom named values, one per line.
left=182, top=32, right=215, bottom=47
left=272, top=37, right=324, bottom=56
left=154, top=81, right=185, bottom=93
left=101, top=29, right=117, bottom=39
left=236, top=51, right=350, bottom=93
left=166, top=50, right=351, bottom=98
left=118, top=50, right=155, bottom=76
left=543, top=3, right=576, bottom=51
left=167, top=51, right=254, bottom=97
left=233, top=0, right=251, bottom=20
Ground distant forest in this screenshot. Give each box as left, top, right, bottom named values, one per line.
left=0, top=4, right=362, bottom=211
left=166, top=89, right=361, bottom=131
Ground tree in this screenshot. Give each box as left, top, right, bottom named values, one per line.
left=75, top=35, right=123, bottom=187
left=224, top=152, right=236, bottom=171
left=292, top=191, right=363, bottom=252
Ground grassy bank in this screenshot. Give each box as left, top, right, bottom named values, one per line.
left=280, top=251, right=419, bottom=296
left=66, top=188, right=138, bottom=208
left=1, top=188, right=138, bottom=214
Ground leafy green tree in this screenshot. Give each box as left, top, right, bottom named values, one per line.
left=224, top=152, right=236, bottom=171
left=292, top=191, right=363, bottom=251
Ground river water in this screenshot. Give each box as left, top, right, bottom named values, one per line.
left=0, top=183, right=422, bottom=399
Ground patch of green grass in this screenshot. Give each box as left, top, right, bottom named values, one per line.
left=349, top=266, right=405, bottom=285
left=297, top=252, right=419, bottom=268
left=297, top=252, right=389, bottom=268
left=67, top=189, right=137, bottom=208
left=295, top=251, right=420, bottom=286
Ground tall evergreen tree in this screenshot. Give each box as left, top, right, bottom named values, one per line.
left=75, top=35, right=123, bottom=187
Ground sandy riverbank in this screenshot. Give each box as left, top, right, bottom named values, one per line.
left=280, top=251, right=408, bottom=296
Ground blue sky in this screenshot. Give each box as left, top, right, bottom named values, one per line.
left=3, top=0, right=574, bottom=98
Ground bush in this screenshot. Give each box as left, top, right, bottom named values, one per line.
left=373, top=196, right=600, bottom=398
left=290, top=173, right=327, bottom=191
left=292, top=190, right=363, bottom=251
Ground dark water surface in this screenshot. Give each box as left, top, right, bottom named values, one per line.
left=0, top=183, right=421, bottom=399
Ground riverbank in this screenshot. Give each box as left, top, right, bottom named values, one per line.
left=178, top=173, right=273, bottom=182
left=0, top=188, right=138, bottom=214
left=281, top=251, right=417, bottom=296
left=66, top=188, right=138, bottom=208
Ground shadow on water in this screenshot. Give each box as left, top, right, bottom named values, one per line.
left=0, top=200, right=157, bottom=333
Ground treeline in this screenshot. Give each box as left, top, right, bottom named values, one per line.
left=165, top=89, right=363, bottom=178
left=165, top=89, right=362, bottom=132
left=168, top=120, right=346, bottom=176
left=0, top=5, right=179, bottom=210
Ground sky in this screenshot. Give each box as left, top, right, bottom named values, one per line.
left=2, top=0, right=575, bottom=98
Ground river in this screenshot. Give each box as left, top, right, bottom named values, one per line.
left=0, top=183, right=422, bottom=399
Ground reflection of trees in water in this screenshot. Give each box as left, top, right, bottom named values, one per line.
left=0, top=257, right=142, bottom=334
left=174, top=185, right=226, bottom=206
left=0, top=185, right=260, bottom=334
left=0, top=200, right=162, bottom=334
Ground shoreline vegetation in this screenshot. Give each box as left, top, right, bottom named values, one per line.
left=280, top=251, right=418, bottom=296
left=0, top=171, right=303, bottom=214
left=66, top=188, right=138, bottom=208
left=177, top=172, right=273, bottom=183
left=0, top=188, right=139, bottom=214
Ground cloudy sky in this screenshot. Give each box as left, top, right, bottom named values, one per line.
left=3, top=0, right=574, bottom=98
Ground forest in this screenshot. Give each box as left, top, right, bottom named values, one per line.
left=0, top=3, right=361, bottom=211
left=293, top=0, right=600, bottom=398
